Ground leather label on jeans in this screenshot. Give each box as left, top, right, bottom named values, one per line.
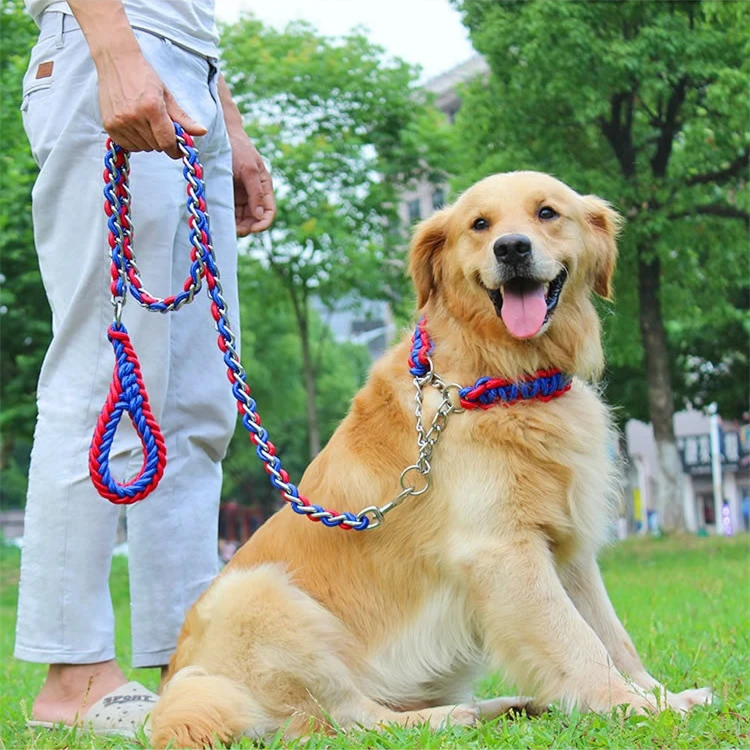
left=36, top=61, right=54, bottom=79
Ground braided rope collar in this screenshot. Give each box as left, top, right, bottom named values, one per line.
left=408, top=317, right=572, bottom=410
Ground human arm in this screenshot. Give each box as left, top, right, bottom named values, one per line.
left=217, top=74, right=276, bottom=235
left=68, top=0, right=206, bottom=158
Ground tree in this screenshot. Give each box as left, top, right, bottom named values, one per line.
left=0, top=0, right=51, bottom=506
left=451, top=0, right=749, bottom=531
left=670, top=286, right=748, bottom=419
left=220, top=16, right=450, bottom=457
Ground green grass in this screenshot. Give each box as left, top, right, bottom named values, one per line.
left=1, top=535, right=748, bottom=749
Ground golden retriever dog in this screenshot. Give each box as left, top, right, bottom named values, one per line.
left=149, top=171, right=711, bottom=748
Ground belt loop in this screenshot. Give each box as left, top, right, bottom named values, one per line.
left=54, top=12, right=64, bottom=49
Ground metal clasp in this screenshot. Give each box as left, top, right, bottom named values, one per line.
left=112, top=295, right=126, bottom=326
left=356, top=505, right=385, bottom=530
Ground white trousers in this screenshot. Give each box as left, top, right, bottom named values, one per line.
left=14, top=13, right=239, bottom=668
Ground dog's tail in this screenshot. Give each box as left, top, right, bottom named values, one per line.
left=149, top=666, right=258, bottom=749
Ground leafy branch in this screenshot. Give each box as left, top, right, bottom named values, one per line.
left=685, top=152, right=749, bottom=187
left=670, top=204, right=750, bottom=226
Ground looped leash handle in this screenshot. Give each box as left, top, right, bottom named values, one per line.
left=89, top=323, right=166, bottom=504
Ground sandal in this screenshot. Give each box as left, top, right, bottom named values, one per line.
left=27, top=681, right=158, bottom=737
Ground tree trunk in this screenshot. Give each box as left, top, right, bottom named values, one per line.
left=273, top=259, right=323, bottom=462
left=637, top=250, right=685, bottom=531
left=285, top=286, right=321, bottom=460
left=299, top=322, right=322, bottom=458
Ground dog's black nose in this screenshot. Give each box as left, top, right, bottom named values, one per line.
left=494, top=234, right=532, bottom=264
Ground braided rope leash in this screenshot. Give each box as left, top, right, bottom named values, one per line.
left=89, top=325, right=166, bottom=504
left=89, top=125, right=370, bottom=527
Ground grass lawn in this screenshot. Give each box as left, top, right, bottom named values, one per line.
left=1, top=534, right=748, bottom=749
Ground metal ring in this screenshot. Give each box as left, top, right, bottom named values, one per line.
left=399, top=464, right=430, bottom=495
left=442, top=383, right=466, bottom=413
left=415, top=356, right=435, bottom=384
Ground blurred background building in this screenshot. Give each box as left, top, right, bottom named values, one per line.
left=626, top=411, right=749, bottom=535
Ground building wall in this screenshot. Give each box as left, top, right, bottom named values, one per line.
left=309, top=294, right=396, bottom=361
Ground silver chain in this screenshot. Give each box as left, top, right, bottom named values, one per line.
left=107, top=148, right=131, bottom=325
left=107, top=136, right=208, bottom=324
left=356, top=358, right=463, bottom=529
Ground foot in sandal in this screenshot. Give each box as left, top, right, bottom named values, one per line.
left=27, top=661, right=157, bottom=737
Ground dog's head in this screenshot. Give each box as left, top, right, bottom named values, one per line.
left=408, top=172, right=621, bottom=373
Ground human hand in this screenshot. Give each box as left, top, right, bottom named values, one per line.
left=68, top=0, right=204, bottom=158
left=229, top=130, right=276, bottom=235
left=95, top=48, right=206, bottom=159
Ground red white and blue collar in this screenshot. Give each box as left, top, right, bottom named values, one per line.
left=408, top=317, right=572, bottom=410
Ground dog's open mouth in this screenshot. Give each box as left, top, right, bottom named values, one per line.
left=486, top=269, right=567, bottom=339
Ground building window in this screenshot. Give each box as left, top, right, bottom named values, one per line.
left=432, top=188, right=445, bottom=210
left=407, top=198, right=421, bottom=224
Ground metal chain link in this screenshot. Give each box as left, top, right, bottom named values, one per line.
left=104, top=140, right=207, bottom=323
left=356, top=358, right=463, bottom=529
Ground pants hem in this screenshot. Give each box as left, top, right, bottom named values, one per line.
left=14, top=644, right=116, bottom=664
left=132, top=648, right=174, bottom=669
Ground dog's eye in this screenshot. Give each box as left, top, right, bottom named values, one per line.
left=471, top=217, right=490, bottom=231
left=538, top=206, right=559, bottom=221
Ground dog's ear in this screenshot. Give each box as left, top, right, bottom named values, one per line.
left=409, top=208, right=451, bottom=308
left=581, top=195, right=623, bottom=300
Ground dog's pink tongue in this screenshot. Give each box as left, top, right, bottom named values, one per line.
left=501, top=284, right=547, bottom=339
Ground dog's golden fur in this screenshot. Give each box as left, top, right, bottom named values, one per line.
left=149, top=172, right=710, bottom=748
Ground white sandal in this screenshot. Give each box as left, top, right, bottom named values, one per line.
left=27, top=681, right=158, bottom=737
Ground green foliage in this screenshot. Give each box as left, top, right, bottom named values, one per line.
left=220, top=15, right=451, bottom=317
left=452, top=0, right=749, bottom=422
left=2, top=535, right=748, bottom=747
left=219, top=16, right=451, bottom=456
left=0, top=443, right=31, bottom=509
left=0, top=0, right=51, bottom=461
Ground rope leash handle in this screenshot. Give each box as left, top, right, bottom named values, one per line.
left=88, top=325, right=166, bottom=504
left=89, top=124, right=370, bottom=528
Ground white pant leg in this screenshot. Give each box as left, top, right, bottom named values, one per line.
left=15, top=16, right=237, bottom=665
left=15, top=17, right=127, bottom=665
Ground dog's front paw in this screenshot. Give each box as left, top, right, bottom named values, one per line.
left=615, top=692, right=661, bottom=716
left=667, top=687, right=713, bottom=713
left=582, top=684, right=660, bottom=715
